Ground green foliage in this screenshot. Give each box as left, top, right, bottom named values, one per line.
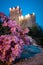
left=0, top=26, right=11, bottom=35
left=28, top=26, right=43, bottom=37
left=0, top=21, right=11, bottom=35
left=0, top=60, right=7, bottom=65
left=0, top=20, right=2, bottom=27
left=28, top=26, right=43, bottom=47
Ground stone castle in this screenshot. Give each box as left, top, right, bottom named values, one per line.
left=9, top=6, right=36, bottom=29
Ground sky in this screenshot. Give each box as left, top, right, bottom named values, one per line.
left=0, top=0, right=43, bottom=28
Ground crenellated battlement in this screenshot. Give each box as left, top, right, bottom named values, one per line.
left=9, top=6, right=36, bottom=29
left=9, top=6, right=22, bottom=16
left=9, top=6, right=20, bottom=11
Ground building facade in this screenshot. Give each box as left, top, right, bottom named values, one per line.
left=9, top=6, right=36, bottom=29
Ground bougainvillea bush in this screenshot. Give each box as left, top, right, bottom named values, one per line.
left=0, top=16, right=30, bottom=65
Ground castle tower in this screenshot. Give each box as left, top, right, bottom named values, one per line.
left=25, top=13, right=36, bottom=27
left=18, top=13, right=36, bottom=29
left=9, top=6, right=36, bottom=29
left=9, top=6, right=22, bottom=24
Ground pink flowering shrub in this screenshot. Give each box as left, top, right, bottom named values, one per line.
left=0, top=16, right=30, bottom=64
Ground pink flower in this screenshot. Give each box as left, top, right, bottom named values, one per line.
left=10, top=27, right=16, bottom=33
left=23, top=28, right=30, bottom=34
left=7, top=20, right=17, bottom=28
left=0, top=16, right=31, bottom=63
left=2, top=21, right=8, bottom=26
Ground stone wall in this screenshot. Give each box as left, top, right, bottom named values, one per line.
left=9, top=6, right=36, bottom=29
